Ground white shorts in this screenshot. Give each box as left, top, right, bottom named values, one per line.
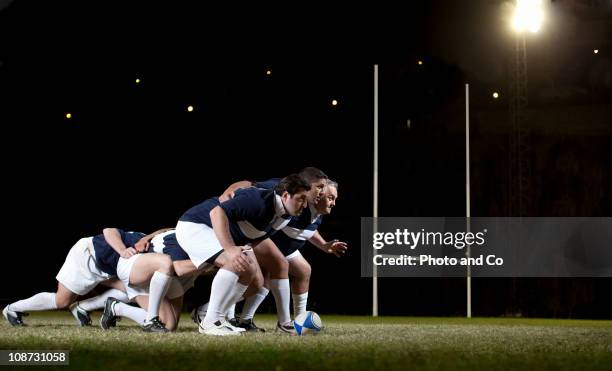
left=285, top=249, right=303, bottom=261
left=176, top=221, right=224, bottom=269
left=116, top=254, right=149, bottom=300
left=56, top=237, right=112, bottom=296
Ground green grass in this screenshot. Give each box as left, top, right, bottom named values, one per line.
left=1, top=312, right=611, bottom=370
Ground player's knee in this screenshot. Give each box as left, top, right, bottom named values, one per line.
left=271, top=257, right=289, bottom=276
left=157, top=255, right=174, bottom=275
left=54, top=295, right=73, bottom=309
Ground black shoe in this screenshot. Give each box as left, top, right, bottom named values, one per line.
left=69, top=302, right=92, bottom=327
left=228, top=317, right=240, bottom=327
left=190, top=307, right=202, bottom=325
left=142, top=316, right=169, bottom=333
left=100, top=297, right=118, bottom=330
left=237, top=318, right=266, bottom=333
left=3, top=306, right=27, bottom=326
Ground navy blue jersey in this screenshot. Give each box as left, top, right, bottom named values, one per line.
left=151, top=230, right=190, bottom=262
left=93, top=229, right=146, bottom=276
left=272, top=203, right=323, bottom=256
left=179, top=188, right=291, bottom=245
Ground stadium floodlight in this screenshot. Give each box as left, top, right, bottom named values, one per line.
left=593, top=49, right=599, bottom=54
left=512, top=0, right=543, bottom=33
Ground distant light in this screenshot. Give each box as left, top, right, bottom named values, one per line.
left=418, top=60, right=423, bottom=65
left=406, top=119, right=411, bottom=129
left=266, top=69, right=272, bottom=75
left=331, top=99, right=338, bottom=106
left=493, top=92, right=500, bottom=99
left=135, top=78, right=141, bottom=84
left=512, top=0, right=543, bottom=34
left=65, top=113, right=72, bottom=119
left=593, top=49, right=599, bottom=54
left=187, top=105, right=194, bottom=112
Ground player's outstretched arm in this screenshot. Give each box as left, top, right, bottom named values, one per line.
left=219, top=180, right=254, bottom=202
left=134, top=227, right=174, bottom=252
left=309, top=230, right=348, bottom=257
left=103, top=228, right=137, bottom=258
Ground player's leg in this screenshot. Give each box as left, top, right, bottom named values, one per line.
left=287, top=251, right=311, bottom=318
left=237, top=269, right=269, bottom=332
left=253, top=238, right=293, bottom=331
left=3, top=237, right=102, bottom=326
left=176, top=221, right=256, bottom=335
left=127, top=253, right=174, bottom=324
left=201, top=249, right=258, bottom=329
left=70, top=279, right=129, bottom=327
left=2, top=282, right=76, bottom=326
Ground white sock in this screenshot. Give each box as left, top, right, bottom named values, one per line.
left=269, top=279, right=291, bottom=324
left=197, top=302, right=209, bottom=318
left=240, top=287, right=269, bottom=321
left=226, top=303, right=236, bottom=319
left=147, top=271, right=172, bottom=321
left=202, top=269, right=238, bottom=326
left=292, top=292, right=308, bottom=318
left=226, top=284, right=247, bottom=317
left=113, top=302, right=147, bottom=325
left=78, top=289, right=129, bottom=312
left=9, top=292, right=57, bottom=312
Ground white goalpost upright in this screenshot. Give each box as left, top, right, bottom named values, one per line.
left=373, top=64, right=379, bottom=317
left=466, top=83, right=472, bottom=319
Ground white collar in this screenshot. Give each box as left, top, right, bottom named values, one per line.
left=274, top=193, right=291, bottom=219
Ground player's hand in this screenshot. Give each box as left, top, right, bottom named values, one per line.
left=226, top=246, right=252, bottom=272
left=134, top=239, right=150, bottom=253
left=219, top=191, right=235, bottom=202
left=324, top=240, right=348, bottom=257
left=120, top=247, right=138, bottom=259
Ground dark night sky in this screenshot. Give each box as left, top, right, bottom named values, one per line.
left=1, top=0, right=611, bottom=318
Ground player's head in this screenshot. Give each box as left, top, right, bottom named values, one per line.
left=315, top=180, right=338, bottom=215
left=298, top=167, right=328, bottom=203
left=275, top=174, right=311, bottom=216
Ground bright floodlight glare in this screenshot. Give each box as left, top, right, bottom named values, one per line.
left=331, top=99, right=338, bottom=106
left=266, top=70, right=272, bottom=75
left=493, top=92, right=500, bottom=99
left=187, top=105, right=194, bottom=112
left=593, top=49, right=599, bottom=54
left=135, top=78, right=141, bottom=84
left=418, top=60, right=423, bottom=65
left=65, top=113, right=72, bottom=119
left=512, top=0, right=543, bottom=33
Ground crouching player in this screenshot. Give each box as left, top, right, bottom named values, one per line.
left=2, top=228, right=147, bottom=326
left=176, top=174, right=311, bottom=336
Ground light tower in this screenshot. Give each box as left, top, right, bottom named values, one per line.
left=509, top=0, right=542, bottom=217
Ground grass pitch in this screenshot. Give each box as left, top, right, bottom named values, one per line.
left=0, top=312, right=610, bottom=370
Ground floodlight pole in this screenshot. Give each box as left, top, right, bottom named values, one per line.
left=373, top=64, right=379, bottom=317
left=466, top=83, right=472, bottom=319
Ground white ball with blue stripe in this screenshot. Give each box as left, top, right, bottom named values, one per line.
left=293, top=311, right=322, bottom=335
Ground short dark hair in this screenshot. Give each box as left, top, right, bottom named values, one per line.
left=298, top=167, right=328, bottom=183
left=274, top=174, right=311, bottom=196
